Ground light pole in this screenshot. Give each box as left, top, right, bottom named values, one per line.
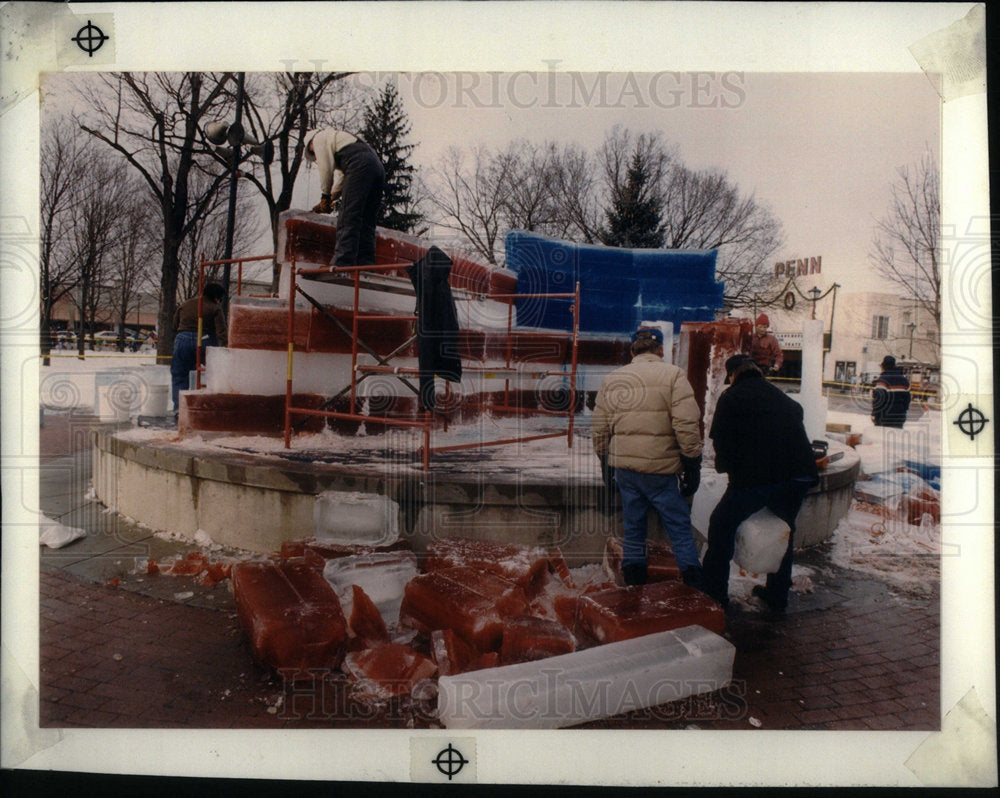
left=907, top=322, right=916, bottom=358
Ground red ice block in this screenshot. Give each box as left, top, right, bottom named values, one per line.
left=179, top=392, right=326, bottom=436
left=901, top=490, right=941, bottom=525
left=399, top=567, right=530, bottom=652
left=228, top=303, right=311, bottom=351
left=279, top=538, right=413, bottom=571
left=578, top=580, right=726, bottom=643
left=547, top=548, right=574, bottom=589
left=342, top=643, right=437, bottom=699
left=163, top=550, right=210, bottom=576
left=349, top=584, right=390, bottom=648
left=603, top=536, right=682, bottom=585
left=232, top=560, right=347, bottom=678
left=431, top=628, right=476, bottom=676
left=500, top=615, right=577, bottom=664
left=423, top=538, right=551, bottom=598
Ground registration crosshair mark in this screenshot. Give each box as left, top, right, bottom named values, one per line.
left=953, top=402, right=989, bottom=441
left=72, top=20, right=109, bottom=57
left=433, top=743, right=468, bottom=780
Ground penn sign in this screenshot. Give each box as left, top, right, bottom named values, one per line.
left=775, top=257, right=822, bottom=277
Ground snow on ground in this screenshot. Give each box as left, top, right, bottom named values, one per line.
left=41, top=354, right=944, bottom=595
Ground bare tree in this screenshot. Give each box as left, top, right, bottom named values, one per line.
left=175, top=174, right=267, bottom=300
left=425, top=145, right=516, bottom=264
left=237, top=72, right=358, bottom=290
left=39, top=119, right=87, bottom=363
left=661, top=164, right=785, bottom=307
left=869, top=150, right=940, bottom=330
left=105, top=188, right=160, bottom=351
left=498, top=140, right=560, bottom=235
left=76, top=72, right=236, bottom=360
left=548, top=142, right=602, bottom=242
left=63, top=150, right=133, bottom=356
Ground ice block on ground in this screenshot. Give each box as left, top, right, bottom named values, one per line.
left=232, top=560, right=347, bottom=678
left=603, top=536, right=681, bottom=585
left=900, top=488, right=941, bottom=525
left=342, top=643, right=437, bottom=700
left=500, top=615, right=577, bottom=664
left=314, top=490, right=400, bottom=546
left=279, top=538, right=412, bottom=570
left=431, top=629, right=477, bottom=676
left=547, top=548, right=574, bottom=589
left=399, top=567, right=530, bottom=652
left=323, top=551, right=418, bottom=626
left=526, top=571, right=583, bottom=633
left=423, top=537, right=551, bottom=598
left=732, top=508, right=791, bottom=575
left=437, top=624, right=735, bottom=729
left=578, top=580, right=726, bottom=643
left=348, top=584, right=390, bottom=648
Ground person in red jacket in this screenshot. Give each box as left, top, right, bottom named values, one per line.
left=749, top=313, right=783, bottom=376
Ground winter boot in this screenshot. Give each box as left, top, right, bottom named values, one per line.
left=622, top=563, right=648, bottom=586
left=681, top=565, right=705, bottom=592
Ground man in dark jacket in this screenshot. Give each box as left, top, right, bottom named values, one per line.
left=701, top=354, right=819, bottom=614
left=871, top=355, right=911, bottom=428
left=170, top=283, right=227, bottom=413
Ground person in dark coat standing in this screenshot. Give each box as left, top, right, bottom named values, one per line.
left=871, top=355, right=911, bottom=428
left=305, top=128, right=385, bottom=268
left=170, top=283, right=227, bottom=414
left=701, top=354, right=819, bottom=614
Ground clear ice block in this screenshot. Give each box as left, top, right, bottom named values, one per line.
left=322, top=551, right=418, bottom=626
left=437, top=624, right=735, bottom=729
left=314, top=490, right=401, bottom=546
left=733, top=508, right=791, bottom=575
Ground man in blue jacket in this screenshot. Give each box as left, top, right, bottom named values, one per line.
left=701, top=354, right=818, bottom=615
left=871, top=355, right=911, bottom=428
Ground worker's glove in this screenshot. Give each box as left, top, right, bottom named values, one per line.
left=678, top=454, right=702, bottom=497
left=312, top=194, right=334, bottom=214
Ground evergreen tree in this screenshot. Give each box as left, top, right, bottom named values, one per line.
left=601, top=148, right=665, bottom=248
left=361, top=82, right=423, bottom=233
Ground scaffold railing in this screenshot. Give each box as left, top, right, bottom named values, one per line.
left=281, top=242, right=581, bottom=471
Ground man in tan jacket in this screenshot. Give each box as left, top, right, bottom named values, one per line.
left=592, top=326, right=704, bottom=587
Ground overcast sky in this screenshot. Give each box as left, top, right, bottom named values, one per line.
left=292, top=70, right=941, bottom=296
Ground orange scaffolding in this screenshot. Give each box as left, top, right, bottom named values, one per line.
left=195, top=252, right=277, bottom=389
left=282, top=251, right=581, bottom=471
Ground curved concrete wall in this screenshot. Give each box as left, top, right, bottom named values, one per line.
left=92, top=431, right=858, bottom=559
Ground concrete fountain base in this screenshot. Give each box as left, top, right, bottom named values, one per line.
left=91, top=426, right=860, bottom=559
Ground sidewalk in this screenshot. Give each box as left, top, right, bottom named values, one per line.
left=37, top=410, right=940, bottom=730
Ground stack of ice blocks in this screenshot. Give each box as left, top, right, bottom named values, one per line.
left=505, top=230, right=724, bottom=335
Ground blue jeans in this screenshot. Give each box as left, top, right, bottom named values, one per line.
left=170, top=332, right=216, bottom=411
left=701, top=480, right=811, bottom=609
left=615, top=468, right=701, bottom=571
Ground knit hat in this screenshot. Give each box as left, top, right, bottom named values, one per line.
left=756, top=313, right=769, bottom=327
left=631, top=326, right=664, bottom=346
left=303, top=129, right=319, bottom=161
left=881, top=355, right=896, bottom=369
left=724, top=353, right=758, bottom=384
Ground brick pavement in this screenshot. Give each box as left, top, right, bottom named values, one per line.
left=36, top=409, right=940, bottom=730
